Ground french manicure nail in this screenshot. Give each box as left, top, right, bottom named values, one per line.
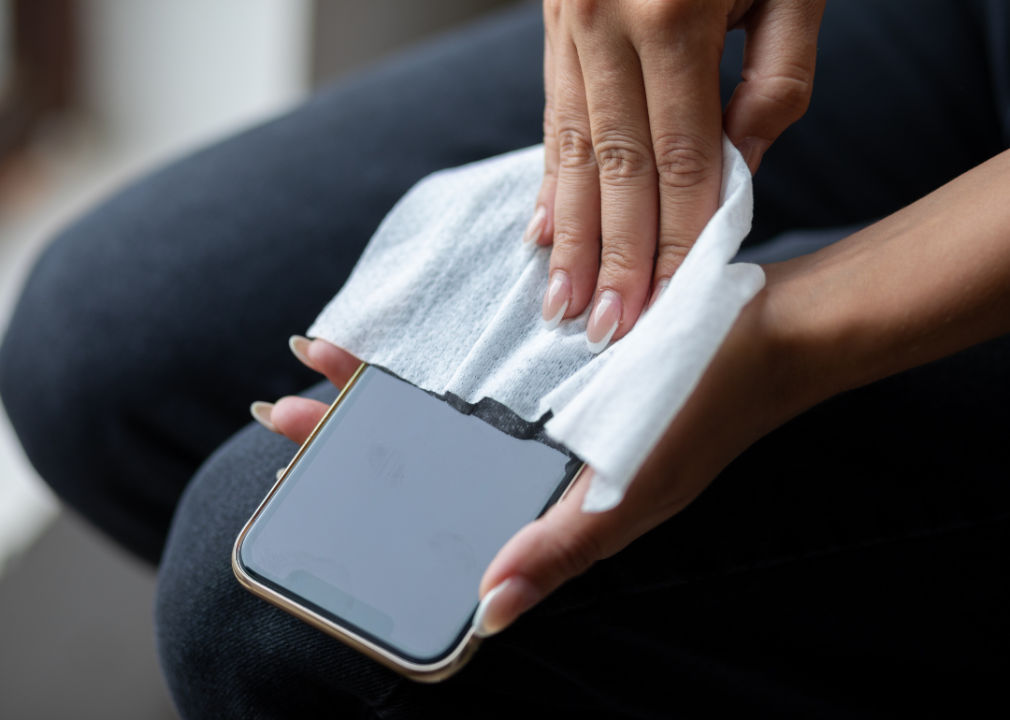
left=289, top=334, right=312, bottom=366
left=586, top=289, right=621, bottom=353
left=250, top=401, right=278, bottom=433
left=472, top=577, right=543, bottom=638
left=542, top=269, right=571, bottom=329
left=523, top=206, right=547, bottom=245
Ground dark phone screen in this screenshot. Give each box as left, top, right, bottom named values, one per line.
left=239, top=366, right=576, bottom=664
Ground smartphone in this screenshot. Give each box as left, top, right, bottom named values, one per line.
left=232, top=364, right=584, bottom=682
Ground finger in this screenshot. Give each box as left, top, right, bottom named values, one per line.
left=633, top=5, right=726, bottom=303
left=723, top=0, right=825, bottom=174
left=289, top=335, right=362, bottom=388
left=269, top=396, right=329, bottom=446
left=474, top=467, right=657, bottom=637
left=576, top=25, right=658, bottom=349
left=542, top=21, right=600, bottom=327
left=526, top=12, right=558, bottom=247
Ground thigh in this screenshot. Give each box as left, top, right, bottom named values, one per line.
left=0, top=3, right=545, bottom=563
left=156, top=3, right=1010, bottom=713
left=157, top=334, right=1010, bottom=719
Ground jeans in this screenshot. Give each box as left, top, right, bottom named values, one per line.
left=1, top=1, right=1008, bottom=717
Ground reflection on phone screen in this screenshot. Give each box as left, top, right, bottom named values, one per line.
left=240, top=367, right=576, bottom=663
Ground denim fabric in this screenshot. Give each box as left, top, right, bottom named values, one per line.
left=0, top=2, right=549, bottom=565
left=1, top=1, right=1009, bottom=717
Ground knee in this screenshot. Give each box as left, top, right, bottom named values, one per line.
left=0, top=200, right=196, bottom=561
left=0, top=220, right=129, bottom=487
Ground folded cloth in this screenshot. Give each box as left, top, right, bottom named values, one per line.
left=308, top=136, right=764, bottom=511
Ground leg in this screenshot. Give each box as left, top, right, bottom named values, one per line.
left=156, top=1, right=1010, bottom=715
left=0, top=4, right=545, bottom=563
left=5, top=0, right=1001, bottom=564
left=157, top=335, right=1010, bottom=719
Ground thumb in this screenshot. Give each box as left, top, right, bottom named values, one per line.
left=724, top=0, right=825, bottom=173
left=472, top=468, right=642, bottom=637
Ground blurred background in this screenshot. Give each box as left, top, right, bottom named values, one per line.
left=0, top=1, right=513, bottom=717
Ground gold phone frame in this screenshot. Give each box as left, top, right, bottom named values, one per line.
left=232, top=363, right=585, bottom=683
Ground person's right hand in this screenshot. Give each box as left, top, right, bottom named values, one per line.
left=529, top=0, right=824, bottom=351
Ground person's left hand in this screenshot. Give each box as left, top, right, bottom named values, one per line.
left=251, top=278, right=814, bottom=637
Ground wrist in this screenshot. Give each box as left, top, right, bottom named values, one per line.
left=699, top=277, right=822, bottom=448
left=758, top=150, right=1010, bottom=413
left=755, top=252, right=856, bottom=419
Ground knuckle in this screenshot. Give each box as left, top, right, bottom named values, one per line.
left=551, top=226, right=585, bottom=253
left=544, top=0, right=563, bottom=23
left=550, top=528, right=602, bottom=579
left=558, top=126, right=597, bottom=170
left=744, top=62, right=815, bottom=121
left=656, top=240, right=691, bottom=272
left=569, top=0, right=602, bottom=25
left=637, top=0, right=699, bottom=27
left=653, top=133, right=713, bottom=189
left=629, top=2, right=725, bottom=53
left=594, top=132, right=654, bottom=182
left=599, top=239, right=643, bottom=275
left=759, top=70, right=814, bottom=119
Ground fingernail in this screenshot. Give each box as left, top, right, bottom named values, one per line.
left=586, top=289, right=621, bottom=353
left=289, top=334, right=312, bottom=366
left=647, top=277, right=670, bottom=310
left=250, top=401, right=278, bottom=432
left=542, top=269, right=571, bottom=329
left=275, top=468, right=285, bottom=481
left=472, top=577, right=543, bottom=638
left=523, top=206, right=547, bottom=245
left=737, top=137, right=768, bottom=175
left=288, top=331, right=311, bottom=365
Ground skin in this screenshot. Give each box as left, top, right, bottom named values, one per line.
left=262, top=148, right=1010, bottom=636
left=532, top=0, right=825, bottom=348
left=253, top=0, right=1010, bottom=641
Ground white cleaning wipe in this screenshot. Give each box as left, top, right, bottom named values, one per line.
left=308, top=136, right=764, bottom=512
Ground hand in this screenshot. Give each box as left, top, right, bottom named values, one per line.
left=531, top=0, right=823, bottom=350
left=251, top=281, right=814, bottom=640
left=472, top=279, right=813, bottom=636
left=248, top=336, right=363, bottom=441
left=252, top=149, right=1010, bottom=644
left=474, top=145, right=1010, bottom=637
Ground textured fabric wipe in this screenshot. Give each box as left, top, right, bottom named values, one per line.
left=308, top=137, right=764, bottom=511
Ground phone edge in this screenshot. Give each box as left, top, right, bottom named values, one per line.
left=231, top=363, right=482, bottom=683
left=231, top=362, right=587, bottom=683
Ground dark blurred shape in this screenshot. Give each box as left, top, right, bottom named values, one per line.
left=0, top=0, right=78, bottom=169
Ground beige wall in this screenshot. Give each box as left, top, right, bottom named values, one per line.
left=81, top=0, right=312, bottom=167
left=311, top=0, right=517, bottom=85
